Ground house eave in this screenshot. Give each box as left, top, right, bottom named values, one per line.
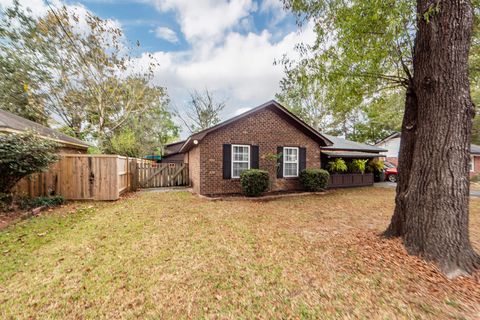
left=0, top=127, right=90, bottom=150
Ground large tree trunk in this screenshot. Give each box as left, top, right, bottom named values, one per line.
left=385, top=0, right=480, bottom=277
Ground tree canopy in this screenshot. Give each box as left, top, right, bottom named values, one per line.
left=278, top=0, right=479, bottom=143
left=0, top=3, right=179, bottom=157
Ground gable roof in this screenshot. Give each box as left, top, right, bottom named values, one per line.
left=178, top=100, right=333, bottom=153
left=375, top=132, right=401, bottom=145
left=164, top=140, right=186, bottom=155
left=0, top=109, right=90, bottom=149
left=321, top=133, right=387, bottom=153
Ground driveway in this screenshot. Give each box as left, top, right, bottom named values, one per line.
left=375, top=181, right=480, bottom=197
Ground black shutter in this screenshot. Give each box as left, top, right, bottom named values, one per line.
left=223, top=144, right=232, bottom=179
left=277, top=146, right=283, bottom=178
left=251, top=145, right=259, bottom=169
left=299, top=147, right=307, bottom=173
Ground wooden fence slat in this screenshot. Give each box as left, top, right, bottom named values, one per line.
left=134, top=162, right=189, bottom=189
left=13, top=155, right=153, bottom=200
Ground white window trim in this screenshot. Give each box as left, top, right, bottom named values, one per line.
left=231, top=144, right=250, bottom=178
left=283, top=147, right=299, bottom=178
left=471, top=155, right=475, bottom=172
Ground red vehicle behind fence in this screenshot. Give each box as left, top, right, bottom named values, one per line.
left=384, top=161, right=398, bottom=183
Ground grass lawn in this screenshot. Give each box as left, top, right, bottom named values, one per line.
left=1, top=188, right=479, bottom=319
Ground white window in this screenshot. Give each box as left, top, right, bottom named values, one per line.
left=283, top=147, right=299, bottom=177
left=471, top=156, right=475, bottom=172
left=232, top=145, right=250, bottom=178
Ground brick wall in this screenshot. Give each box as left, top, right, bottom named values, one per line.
left=470, top=155, right=480, bottom=177
left=185, top=146, right=201, bottom=194
left=197, top=107, right=323, bottom=196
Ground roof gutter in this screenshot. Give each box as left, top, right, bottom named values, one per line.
left=0, top=127, right=90, bottom=149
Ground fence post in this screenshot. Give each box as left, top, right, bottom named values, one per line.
left=130, top=159, right=138, bottom=191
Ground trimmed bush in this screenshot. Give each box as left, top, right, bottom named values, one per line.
left=240, top=169, right=269, bottom=197
left=300, top=168, right=330, bottom=191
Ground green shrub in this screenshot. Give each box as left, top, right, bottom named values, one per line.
left=299, top=169, right=330, bottom=191
left=366, top=159, right=385, bottom=173
left=0, top=132, right=59, bottom=194
left=19, top=196, right=65, bottom=210
left=240, top=169, right=269, bottom=197
left=0, top=193, right=13, bottom=212
left=327, top=158, right=347, bottom=173
left=349, top=159, right=368, bottom=174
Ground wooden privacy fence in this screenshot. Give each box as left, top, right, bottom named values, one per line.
left=13, top=155, right=153, bottom=200
left=327, top=173, right=374, bottom=188
left=136, top=162, right=189, bottom=188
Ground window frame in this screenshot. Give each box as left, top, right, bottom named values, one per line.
left=471, top=155, right=475, bottom=172
left=231, top=144, right=250, bottom=179
left=283, top=146, right=299, bottom=178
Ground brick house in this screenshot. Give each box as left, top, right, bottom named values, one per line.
left=165, top=100, right=385, bottom=196
left=375, top=132, right=480, bottom=176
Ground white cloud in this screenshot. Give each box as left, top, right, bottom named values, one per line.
left=133, top=21, right=316, bottom=138
left=153, top=26, right=179, bottom=43
left=260, top=0, right=286, bottom=26
left=0, top=0, right=58, bottom=15
left=144, top=0, right=256, bottom=44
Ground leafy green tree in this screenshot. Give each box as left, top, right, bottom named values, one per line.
left=283, top=0, right=480, bottom=276
left=0, top=132, right=59, bottom=194
left=0, top=3, right=179, bottom=153
left=349, top=93, right=404, bottom=143
left=0, top=3, right=50, bottom=124
left=106, top=86, right=179, bottom=157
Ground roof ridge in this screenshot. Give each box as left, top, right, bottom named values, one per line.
left=177, top=100, right=333, bottom=153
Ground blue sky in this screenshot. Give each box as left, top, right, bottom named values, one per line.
left=0, top=0, right=315, bottom=137
left=76, top=0, right=298, bottom=54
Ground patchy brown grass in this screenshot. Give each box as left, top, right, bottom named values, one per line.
left=0, top=187, right=479, bottom=319
left=471, top=182, right=480, bottom=191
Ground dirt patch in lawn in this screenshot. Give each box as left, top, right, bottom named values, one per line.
left=0, top=187, right=479, bottom=319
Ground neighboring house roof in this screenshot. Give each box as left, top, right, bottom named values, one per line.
left=164, top=140, right=186, bottom=155
left=374, top=132, right=401, bottom=145
left=376, top=131, right=480, bottom=155
left=0, top=109, right=90, bottom=149
left=321, top=133, right=387, bottom=153
left=471, top=144, right=480, bottom=155
left=178, top=100, right=333, bottom=153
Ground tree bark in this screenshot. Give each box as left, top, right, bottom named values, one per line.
left=385, top=0, right=480, bottom=277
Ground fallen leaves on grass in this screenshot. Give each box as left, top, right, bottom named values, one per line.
left=338, top=231, right=480, bottom=315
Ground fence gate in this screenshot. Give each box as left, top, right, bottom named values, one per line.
left=136, top=162, right=189, bottom=188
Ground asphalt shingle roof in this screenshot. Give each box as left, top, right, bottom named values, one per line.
left=471, top=144, right=480, bottom=154
left=0, top=109, right=90, bottom=149
left=321, top=134, right=387, bottom=153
